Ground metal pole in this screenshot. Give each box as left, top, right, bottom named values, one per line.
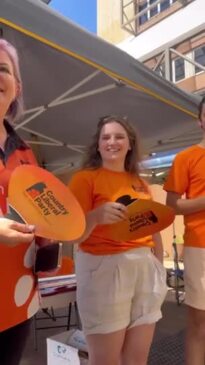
left=164, top=48, right=172, bottom=81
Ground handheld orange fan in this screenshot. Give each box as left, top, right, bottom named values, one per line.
left=106, top=199, right=175, bottom=241
left=8, top=165, right=85, bottom=241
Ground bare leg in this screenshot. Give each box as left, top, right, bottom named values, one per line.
left=185, top=306, right=205, bottom=365
left=121, top=323, right=156, bottom=365
left=86, top=328, right=126, bottom=365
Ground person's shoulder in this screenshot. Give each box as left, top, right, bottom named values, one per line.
left=174, top=145, right=199, bottom=161
left=71, top=168, right=99, bottom=182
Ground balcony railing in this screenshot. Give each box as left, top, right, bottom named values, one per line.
left=120, top=0, right=193, bottom=36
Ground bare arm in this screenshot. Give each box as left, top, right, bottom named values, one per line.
left=0, top=218, right=35, bottom=246
left=152, top=233, right=163, bottom=264
left=166, top=191, right=205, bottom=216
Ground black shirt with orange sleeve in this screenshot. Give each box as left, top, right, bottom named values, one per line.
left=0, top=120, right=39, bottom=331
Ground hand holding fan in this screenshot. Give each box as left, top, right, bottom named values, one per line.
left=107, top=198, right=175, bottom=241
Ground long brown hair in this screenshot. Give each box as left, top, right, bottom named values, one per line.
left=82, top=115, right=141, bottom=175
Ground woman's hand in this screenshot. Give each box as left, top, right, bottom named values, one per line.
left=92, top=202, right=127, bottom=225
left=66, top=202, right=128, bottom=245
left=0, top=218, right=35, bottom=247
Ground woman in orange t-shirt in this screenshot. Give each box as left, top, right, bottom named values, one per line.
left=0, top=39, right=40, bottom=365
left=69, top=115, right=167, bottom=365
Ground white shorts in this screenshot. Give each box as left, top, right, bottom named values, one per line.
left=75, top=247, right=167, bottom=335
left=184, top=247, right=205, bottom=310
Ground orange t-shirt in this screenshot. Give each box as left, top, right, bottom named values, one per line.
left=164, top=145, right=205, bottom=248
left=0, top=122, right=39, bottom=331
left=69, top=167, right=154, bottom=255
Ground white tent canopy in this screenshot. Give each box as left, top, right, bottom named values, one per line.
left=0, top=0, right=201, bottom=172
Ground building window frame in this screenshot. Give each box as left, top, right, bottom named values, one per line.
left=194, top=45, right=205, bottom=75
left=138, top=0, right=176, bottom=26
left=172, top=45, right=205, bottom=83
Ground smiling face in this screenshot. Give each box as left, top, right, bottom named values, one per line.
left=98, top=121, right=131, bottom=171
left=0, top=49, right=18, bottom=119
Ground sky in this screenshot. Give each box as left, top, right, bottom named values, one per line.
left=49, top=0, right=97, bottom=33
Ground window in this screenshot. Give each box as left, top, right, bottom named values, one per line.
left=194, top=46, right=205, bottom=74
left=138, top=0, right=176, bottom=25
left=160, top=0, right=170, bottom=11
left=150, top=0, right=158, bottom=17
left=173, top=58, right=185, bottom=82
left=139, top=1, right=148, bottom=25
left=172, top=45, right=205, bottom=83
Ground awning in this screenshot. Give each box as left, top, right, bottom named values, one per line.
left=0, top=0, right=200, bottom=172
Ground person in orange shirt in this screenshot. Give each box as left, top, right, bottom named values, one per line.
left=164, top=96, right=205, bottom=365
left=68, top=115, right=167, bottom=365
left=0, top=39, right=40, bottom=365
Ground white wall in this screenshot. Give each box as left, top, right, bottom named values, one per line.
left=97, top=0, right=134, bottom=43
left=118, top=0, right=205, bottom=59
